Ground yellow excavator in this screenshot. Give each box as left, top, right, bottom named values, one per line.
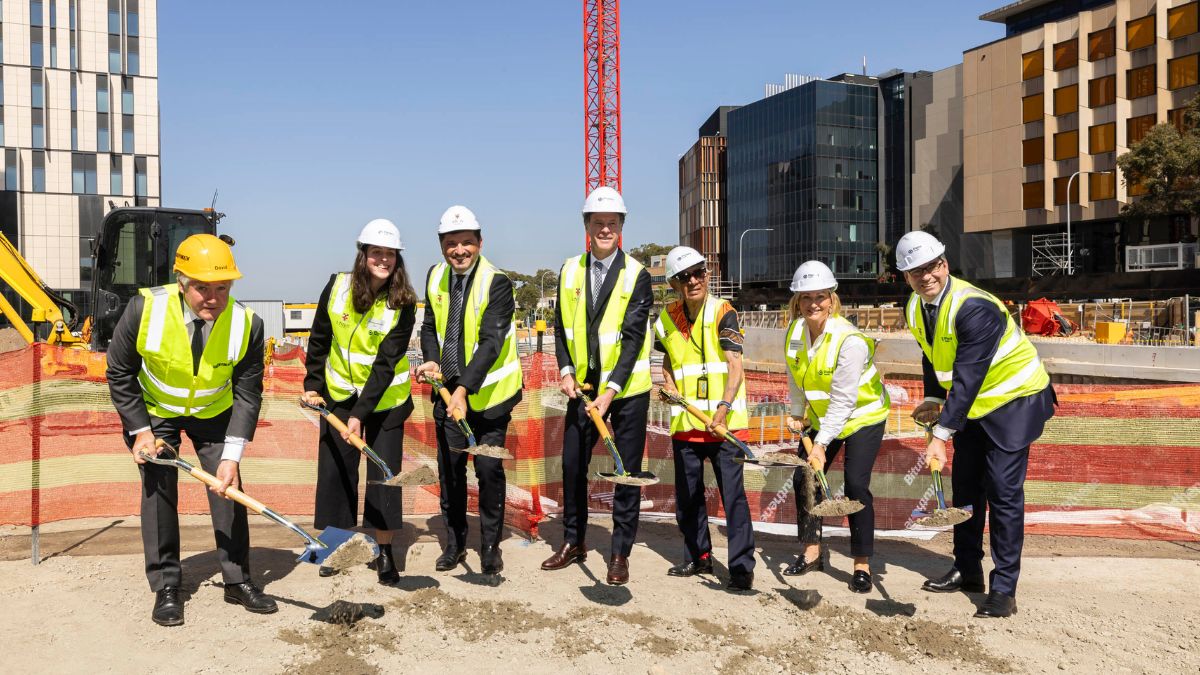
left=1, top=206, right=225, bottom=351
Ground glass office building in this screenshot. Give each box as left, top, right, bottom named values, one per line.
left=726, top=79, right=879, bottom=286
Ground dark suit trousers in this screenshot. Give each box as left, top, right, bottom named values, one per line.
left=314, top=400, right=407, bottom=531
left=795, top=421, right=884, bottom=558
left=127, top=411, right=250, bottom=592
left=671, top=438, right=756, bottom=574
left=433, top=401, right=509, bottom=551
left=561, top=392, right=649, bottom=557
left=950, top=419, right=1029, bottom=596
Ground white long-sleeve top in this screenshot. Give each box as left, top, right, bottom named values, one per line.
left=789, top=329, right=870, bottom=447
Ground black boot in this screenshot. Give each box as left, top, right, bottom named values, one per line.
left=375, top=544, right=399, bottom=585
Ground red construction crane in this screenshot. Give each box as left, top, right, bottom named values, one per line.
left=583, top=0, right=622, bottom=197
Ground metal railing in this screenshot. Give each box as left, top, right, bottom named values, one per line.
left=1031, top=232, right=1071, bottom=276
left=1125, top=243, right=1198, bottom=272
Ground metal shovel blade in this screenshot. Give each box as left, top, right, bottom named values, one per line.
left=450, top=444, right=514, bottom=460
left=737, top=452, right=807, bottom=469
left=369, top=465, right=438, bottom=487
left=811, top=498, right=866, bottom=517
left=297, top=527, right=379, bottom=568
left=597, top=471, right=660, bottom=486
left=910, top=505, right=974, bottom=527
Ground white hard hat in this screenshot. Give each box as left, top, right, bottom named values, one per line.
left=665, top=246, right=706, bottom=279
left=582, top=186, right=628, bottom=215
left=437, top=205, right=481, bottom=235
left=357, top=218, right=404, bottom=250
left=895, top=231, right=946, bottom=271
left=789, top=260, right=838, bottom=293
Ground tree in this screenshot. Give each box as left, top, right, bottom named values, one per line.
left=627, top=242, right=673, bottom=267
left=1116, top=94, right=1200, bottom=226
left=503, top=268, right=559, bottom=315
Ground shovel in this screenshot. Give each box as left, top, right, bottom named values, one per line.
left=298, top=399, right=437, bottom=487
left=140, top=439, right=377, bottom=568
left=800, top=434, right=866, bottom=517
left=656, top=388, right=801, bottom=469
left=424, top=372, right=514, bottom=460
left=577, top=384, right=659, bottom=486
left=910, top=425, right=973, bottom=527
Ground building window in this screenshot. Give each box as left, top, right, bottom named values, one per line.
left=1022, top=180, right=1044, bottom=209
left=30, top=0, right=42, bottom=27
left=1127, top=64, right=1157, bottom=99
left=1089, top=74, right=1116, bottom=107
left=1170, top=107, right=1194, bottom=133
left=110, top=156, right=122, bottom=194
left=4, top=150, right=17, bottom=190
left=127, top=38, right=139, bottom=75
left=1127, top=113, right=1157, bottom=145
left=121, top=77, right=133, bottom=112
left=1127, top=15, right=1156, bottom=51
left=122, top=115, right=134, bottom=153
left=97, top=114, right=110, bottom=153
left=134, top=156, right=148, bottom=200
left=1022, top=93, right=1044, bottom=123
left=1053, top=176, right=1081, bottom=206
left=1090, top=172, right=1116, bottom=200
left=1053, top=84, right=1078, bottom=115
left=30, top=27, right=43, bottom=67
left=1168, top=53, right=1199, bottom=90
left=1022, top=137, right=1044, bottom=166
left=127, top=10, right=139, bottom=37
left=1168, top=2, right=1199, bottom=39
left=108, top=9, right=120, bottom=34
left=71, top=111, right=77, bottom=150
left=1053, top=38, right=1078, bottom=70
left=97, top=75, right=109, bottom=113
left=1089, top=26, right=1116, bottom=60
left=32, top=151, right=45, bottom=193
left=1022, top=49, right=1044, bottom=80
left=1089, top=122, right=1116, bottom=153
left=109, top=34, right=121, bottom=73
left=1129, top=179, right=1149, bottom=196
left=0, top=108, right=4, bottom=144
left=1053, top=129, right=1079, bottom=160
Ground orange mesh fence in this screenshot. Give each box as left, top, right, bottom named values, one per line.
left=1, top=343, right=1197, bottom=542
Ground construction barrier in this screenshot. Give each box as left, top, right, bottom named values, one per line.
left=1, top=343, right=1197, bottom=542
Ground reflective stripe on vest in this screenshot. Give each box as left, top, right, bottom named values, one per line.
left=654, top=295, right=748, bottom=433
left=906, top=277, right=1050, bottom=419
left=557, top=253, right=652, bottom=399
left=426, top=256, right=523, bottom=411
left=784, top=315, right=889, bottom=439
left=324, top=272, right=411, bottom=411
left=135, top=285, right=253, bottom=419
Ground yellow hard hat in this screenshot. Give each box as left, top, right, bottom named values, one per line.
left=173, top=234, right=242, bottom=282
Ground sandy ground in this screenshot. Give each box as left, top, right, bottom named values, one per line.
left=2, top=516, right=1198, bottom=675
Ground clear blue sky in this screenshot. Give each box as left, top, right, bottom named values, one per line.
left=158, top=1, right=1006, bottom=301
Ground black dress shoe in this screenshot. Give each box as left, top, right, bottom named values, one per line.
left=974, top=590, right=1017, bottom=618
left=668, top=555, right=714, bottom=577
left=152, top=586, right=184, bottom=627
left=436, top=545, right=467, bottom=572
left=921, top=567, right=985, bottom=593
left=850, top=570, right=873, bottom=594
left=783, top=550, right=824, bottom=576
left=375, top=544, right=400, bottom=584
left=728, top=570, right=754, bottom=591
left=224, top=582, right=278, bottom=614
left=481, top=546, right=503, bottom=575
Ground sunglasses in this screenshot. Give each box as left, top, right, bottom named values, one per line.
left=673, top=268, right=707, bottom=283
left=905, top=258, right=944, bottom=278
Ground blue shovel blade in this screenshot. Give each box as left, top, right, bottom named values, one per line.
left=296, top=527, right=379, bottom=566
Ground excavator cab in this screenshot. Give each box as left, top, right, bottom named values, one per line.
left=89, top=207, right=221, bottom=350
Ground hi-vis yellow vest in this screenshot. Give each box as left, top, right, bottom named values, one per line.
left=135, top=285, right=253, bottom=419
left=324, top=273, right=411, bottom=411
left=785, top=315, right=889, bottom=439
left=906, top=277, right=1049, bottom=419
left=654, top=296, right=748, bottom=433
left=557, top=253, right=652, bottom=399
left=426, top=256, right=523, bottom=411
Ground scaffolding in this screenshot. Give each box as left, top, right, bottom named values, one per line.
left=1125, top=243, right=1198, bottom=272
left=1032, top=232, right=1072, bottom=276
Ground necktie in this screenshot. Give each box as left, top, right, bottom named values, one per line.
left=922, top=303, right=938, bottom=340
left=190, top=318, right=206, bottom=374
left=443, top=275, right=465, bottom=379
left=591, top=260, right=605, bottom=307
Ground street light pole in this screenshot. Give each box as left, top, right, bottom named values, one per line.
left=738, top=228, right=774, bottom=288
left=537, top=270, right=556, bottom=317
left=1065, top=169, right=1114, bottom=275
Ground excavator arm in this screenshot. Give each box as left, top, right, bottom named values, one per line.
left=0, top=232, right=83, bottom=346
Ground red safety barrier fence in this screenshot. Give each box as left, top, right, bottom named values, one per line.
left=1, top=343, right=1197, bottom=541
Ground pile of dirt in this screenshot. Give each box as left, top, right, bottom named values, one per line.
left=0, top=327, right=27, bottom=354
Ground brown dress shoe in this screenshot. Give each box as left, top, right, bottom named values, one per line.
left=606, top=554, right=629, bottom=585
left=541, top=542, right=587, bottom=571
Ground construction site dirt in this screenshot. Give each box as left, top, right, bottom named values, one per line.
left=2, top=516, right=1197, bottom=674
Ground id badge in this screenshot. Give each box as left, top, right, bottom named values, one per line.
left=697, top=375, right=709, bottom=399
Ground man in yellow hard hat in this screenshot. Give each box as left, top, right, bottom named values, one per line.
left=106, top=233, right=276, bottom=627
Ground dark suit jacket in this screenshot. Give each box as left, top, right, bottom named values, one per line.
left=303, top=273, right=417, bottom=423
left=922, top=291, right=1056, bottom=452
left=419, top=263, right=522, bottom=418
left=554, top=249, right=653, bottom=392
left=106, top=293, right=265, bottom=440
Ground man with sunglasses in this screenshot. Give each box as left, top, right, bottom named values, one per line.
left=653, top=246, right=755, bottom=591
left=896, top=231, right=1056, bottom=619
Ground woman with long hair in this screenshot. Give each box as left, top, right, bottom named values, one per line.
left=781, top=260, right=890, bottom=593
left=301, top=218, right=418, bottom=583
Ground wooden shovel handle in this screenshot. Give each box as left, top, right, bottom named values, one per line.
left=575, top=385, right=615, bottom=442
left=319, top=410, right=369, bottom=452
left=429, top=372, right=466, bottom=422
left=800, top=434, right=823, bottom=472
left=153, top=439, right=268, bottom=515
